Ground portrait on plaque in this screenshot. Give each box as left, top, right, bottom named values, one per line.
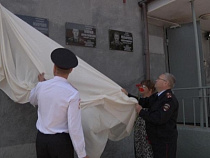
left=109, top=29, right=133, bottom=52
left=66, top=22, right=96, bottom=48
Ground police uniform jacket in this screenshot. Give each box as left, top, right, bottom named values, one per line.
left=139, top=89, right=179, bottom=143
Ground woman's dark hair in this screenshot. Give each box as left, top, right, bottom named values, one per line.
left=140, top=79, right=156, bottom=93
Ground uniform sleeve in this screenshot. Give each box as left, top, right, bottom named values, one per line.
left=128, top=93, right=138, bottom=100
left=139, top=97, right=150, bottom=108
left=139, top=93, right=157, bottom=108
left=68, top=92, right=86, bottom=158
left=139, top=98, right=178, bottom=125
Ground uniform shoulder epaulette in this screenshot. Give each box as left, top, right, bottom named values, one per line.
left=166, top=92, right=172, bottom=99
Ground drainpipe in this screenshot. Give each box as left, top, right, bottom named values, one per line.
left=138, top=0, right=154, bottom=80
left=190, top=0, right=205, bottom=127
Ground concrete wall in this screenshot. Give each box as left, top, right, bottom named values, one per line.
left=0, top=90, right=37, bottom=157
left=0, top=0, right=166, bottom=157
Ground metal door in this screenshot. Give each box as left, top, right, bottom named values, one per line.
left=166, top=22, right=205, bottom=124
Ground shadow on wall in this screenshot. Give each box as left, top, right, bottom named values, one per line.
left=0, top=90, right=37, bottom=153
left=101, top=131, right=135, bottom=158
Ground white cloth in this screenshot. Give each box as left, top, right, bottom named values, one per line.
left=0, top=4, right=137, bottom=158
left=29, top=76, right=86, bottom=158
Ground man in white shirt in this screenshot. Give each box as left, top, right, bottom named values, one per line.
left=29, top=48, right=88, bottom=158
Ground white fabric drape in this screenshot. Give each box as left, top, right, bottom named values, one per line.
left=0, top=4, right=137, bottom=158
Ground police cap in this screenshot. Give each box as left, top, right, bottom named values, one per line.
left=51, top=48, right=78, bottom=69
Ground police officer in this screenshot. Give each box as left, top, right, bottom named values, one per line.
left=136, top=73, right=179, bottom=158
left=29, top=48, right=88, bottom=158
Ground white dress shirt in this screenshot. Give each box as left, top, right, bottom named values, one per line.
left=29, top=76, right=86, bottom=158
left=158, top=90, right=166, bottom=96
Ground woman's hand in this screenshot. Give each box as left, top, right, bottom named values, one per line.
left=135, top=103, right=142, bottom=114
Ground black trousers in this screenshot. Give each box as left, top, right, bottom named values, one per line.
left=151, top=140, right=177, bottom=158
left=36, top=131, right=74, bottom=158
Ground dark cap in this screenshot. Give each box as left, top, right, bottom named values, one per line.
left=51, top=48, right=78, bottom=69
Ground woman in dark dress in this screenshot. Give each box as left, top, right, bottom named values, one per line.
left=122, top=80, right=155, bottom=158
